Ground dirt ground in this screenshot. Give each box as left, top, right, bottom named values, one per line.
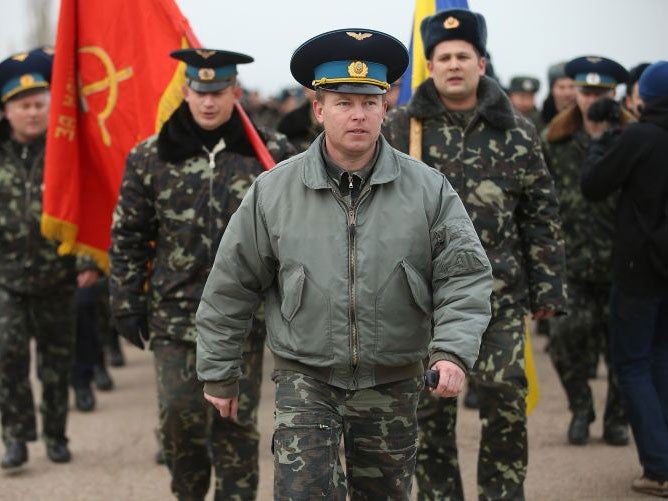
left=1, top=334, right=647, bottom=500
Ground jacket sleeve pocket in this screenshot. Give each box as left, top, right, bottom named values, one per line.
left=280, top=265, right=305, bottom=321
left=401, top=259, right=432, bottom=315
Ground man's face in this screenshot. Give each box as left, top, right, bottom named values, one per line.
left=313, top=91, right=387, bottom=164
left=625, top=82, right=643, bottom=116
left=183, top=84, right=240, bottom=130
left=509, top=91, right=536, bottom=115
left=576, top=87, right=614, bottom=117
left=552, top=77, right=576, bottom=112
left=427, top=40, right=485, bottom=108
left=4, top=90, right=50, bottom=143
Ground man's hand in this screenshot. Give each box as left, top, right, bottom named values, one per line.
left=113, top=314, right=149, bottom=350
left=204, top=392, right=238, bottom=420
left=77, top=269, right=100, bottom=288
left=430, top=360, right=465, bottom=398
left=532, top=309, right=557, bottom=320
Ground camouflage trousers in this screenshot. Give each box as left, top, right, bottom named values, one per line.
left=415, top=310, right=527, bottom=501
left=272, top=371, right=422, bottom=500
left=0, top=287, right=76, bottom=445
left=153, top=325, right=265, bottom=501
left=549, top=282, right=626, bottom=428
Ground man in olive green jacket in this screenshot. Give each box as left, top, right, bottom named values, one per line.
left=196, top=28, right=493, bottom=499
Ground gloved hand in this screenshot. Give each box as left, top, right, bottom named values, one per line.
left=113, top=314, right=149, bottom=350
left=587, top=97, right=621, bottom=124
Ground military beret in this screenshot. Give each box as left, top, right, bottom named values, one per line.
left=509, top=76, right=540, bottom=94
left=565, top=56, right=629, bottom=89
left=0, top=48, right=53, bottom=103
left=170, top=48, right=253, bottom=92
left=290, top=28, right=408, bottom=95
left=420, top=9, right=487, bottom=59
left=639, top=60, right=668, bottom=102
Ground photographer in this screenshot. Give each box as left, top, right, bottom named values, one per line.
left=581, top=61, right=668, bottom=497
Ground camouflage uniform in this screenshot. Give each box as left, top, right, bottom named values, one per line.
left=109, top=103, right=294, bottom=500
left=383, top=76, right=567, bottom=500
left=542, top=105, right=627, bottom=433
left=0, top=121, right=77, bottom=448
left=277, top=100, right=322, bottom=153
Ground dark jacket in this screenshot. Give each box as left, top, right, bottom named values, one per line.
left=581, top=96, right=668, bottom=293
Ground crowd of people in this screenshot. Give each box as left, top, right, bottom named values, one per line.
left=0, top=6, right=666, bottom=500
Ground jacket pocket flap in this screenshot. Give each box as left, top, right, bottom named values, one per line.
left=280, top=265, right=305, bottom=321
left=401, top=259, right=432, bottom=314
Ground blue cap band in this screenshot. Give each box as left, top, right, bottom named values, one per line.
left=185, top=64, right=237, bottom=81
left=314, top=60, right=388, bottom=86
left=1, top=72, right=48, bottom=102
left=574, top=72, right=617, bottom=87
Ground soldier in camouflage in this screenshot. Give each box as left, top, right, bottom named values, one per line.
left=383, top=9, right=567, bottom=500
left=109, top=48, right=295, bottom=500
left=0, top=48, right=96, bottom=469
left=507, top=75, right=544, bottom=132
left=542, top=56, right=632, bottom=448
left=196, top=29, right=493, bottom=500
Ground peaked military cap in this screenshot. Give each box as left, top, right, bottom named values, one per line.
left=290, top=28, right=408, bottom=95
left=627, top=62, right=650, bottom=89
left=0, top=47, right=53, bottom=103
left=509, top=76, right=540, bottom=94
left=170, top=48, right=253, bottom=92
left=565, top=56, right=629, bottom=89
left=420, top=9, right=487, bottom=59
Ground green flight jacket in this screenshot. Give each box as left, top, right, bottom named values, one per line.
left=196, top=134, right=493, bottom=396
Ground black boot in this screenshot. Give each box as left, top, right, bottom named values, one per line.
left=108, top=345, right=125, bottom=367
left=74, top=385, right=96, bottom=412
left=603, top=422, right=630, bottom=446
left=93, top=365, right=114, bottom=391
left=568, top=411, right=594, bottom=445
left=1, top=441, right=28, bottom=469
left=46, top=441, right=71, bottom=463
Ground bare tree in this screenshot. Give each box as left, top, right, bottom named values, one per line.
left=26, top=0, right=55, bottom=48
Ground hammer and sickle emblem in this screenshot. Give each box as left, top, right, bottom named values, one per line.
left=78, top=46, right=133, bottom=147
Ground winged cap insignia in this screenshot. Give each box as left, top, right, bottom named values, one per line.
left=196, top=50, right=216, bottom=59
left=346, top=32, right=373, bottom=41
left=587, top=57, right=602, bottom=64
left=12, top=53, right=29, bottom=62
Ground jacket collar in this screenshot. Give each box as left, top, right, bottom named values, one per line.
left=301, top=133, right=399, bottom=190
left=407, top=75, right=517, bottom=130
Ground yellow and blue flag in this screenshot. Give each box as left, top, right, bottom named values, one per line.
left=398, top=0, right=469, bottom=105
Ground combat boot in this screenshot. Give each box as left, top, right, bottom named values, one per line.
left=568, top=411, right=594, bottom=445
left=46, top=441, right=71, bottom=463
left=74, top=385, right=96, bottom=412
left=603, top=423, right=630, bottom=446
left=1, top=440, right=27, bottom=469
left=93, top=364, right=114, bottom=391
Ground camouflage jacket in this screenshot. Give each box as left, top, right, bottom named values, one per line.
left=109, top=104, right=295, bottom=342
left=277, top=101, right=322, bottom=153
left=542, top=105, right=621, bottom=285
left=383, top=76, right=566, bottom=316
left=0, top=120, right=76, bottom=295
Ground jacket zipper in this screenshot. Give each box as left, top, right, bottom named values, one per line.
left=203, top=138, right=226, bottom=262
left=330, top=181, right=372, bottom=375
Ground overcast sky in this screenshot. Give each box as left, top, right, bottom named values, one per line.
left=2, top=0, right=666, bottom=101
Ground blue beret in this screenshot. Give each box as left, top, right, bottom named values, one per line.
left=565, top=56, right=629, bottom=89
left=170, top=48, right=253, bottom=92
left=290, top=28, right=408, bottom=95
left=639, top=60, right=668, bottom=102
left=0, top=48, right=53, bottom=103
left=420, top=9, right=486, bottom=59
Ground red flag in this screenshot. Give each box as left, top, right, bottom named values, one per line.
left=42, top=0, right=200, bottom=271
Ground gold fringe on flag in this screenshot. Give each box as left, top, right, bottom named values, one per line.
left=41, top=214, right=110, bottom=273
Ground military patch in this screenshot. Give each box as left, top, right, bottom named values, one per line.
left=444, top=16, right=460, bottom=29
left=346, top=32, right=373, bottom=41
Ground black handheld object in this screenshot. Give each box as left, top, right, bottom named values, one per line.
left=424, top=369, right=440, bottom=389
left=587, top=97, right=621, bottom=124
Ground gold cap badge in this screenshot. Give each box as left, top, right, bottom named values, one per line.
left=196, top=50, right=216, bottom=59
left=585, top=73, right=601, bottom=85
left=348, top=61, right=369, bottom=78
left=346, top=32, right=373, bottom=41
left=444, top=16, right=460, bottom=29
left=198, top=68, right=215, bottom=81
left=19, top=74, right=35, bottom=86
